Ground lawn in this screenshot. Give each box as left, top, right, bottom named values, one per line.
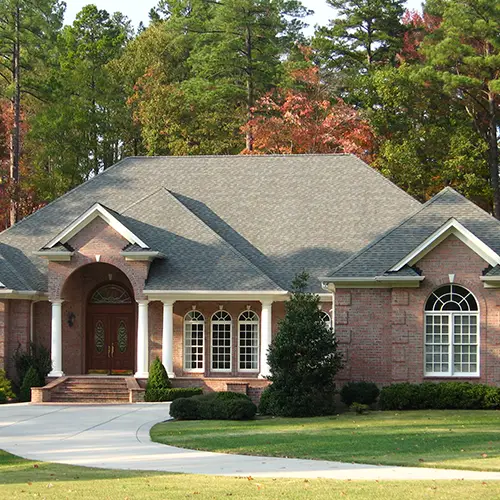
left=151, top=410, right=500, bottom=471
left=1, top=449, right=500, bottom=499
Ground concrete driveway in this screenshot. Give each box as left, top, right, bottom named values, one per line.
left=0, top=403, right=499, bottom=480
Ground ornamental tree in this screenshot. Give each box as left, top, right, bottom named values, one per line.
left=242, top=64, right=375, bottom=160
left=265, top=273, right=342, bottom=417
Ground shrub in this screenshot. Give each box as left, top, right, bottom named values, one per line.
left=265, top=273, right=342, bottom=417
left=258, top=386, right=273, bottom=415
left=0, top=389, right=6, bottom=404
left=379, top=382, right=500, bottom=411
left=170, top=392, right=257, bottom=420
left=340, top=382, right=380, bottom=406
left=0, top=370, right=15, bottom=400
left=145, top=358, right=171, bottom=401
left=349, top=402, right=370, bottom=414
left=13, top=342, right=51, bottom=386
left=144, top=387, right=203, bottom=402
left=20, top=366, right=44, bottom=402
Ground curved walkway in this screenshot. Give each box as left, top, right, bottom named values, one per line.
left=0, top=403, right=499, bottom=480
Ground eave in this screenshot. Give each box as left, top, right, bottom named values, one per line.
left=319, top=276, right=425, bottom=289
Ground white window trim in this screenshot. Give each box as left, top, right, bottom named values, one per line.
left=238, top=311, right=260, bottom=373
left=320, top=310, right=332, bottom=330
left=424, top=285, right=480, bottom=378
left=211, top=312, right=232, bottom=373
left=183, top=312, right=205, bottom=373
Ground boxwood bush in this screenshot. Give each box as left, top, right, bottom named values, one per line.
left=0, top=389, right=6, bottom=404
left=144, top=387, right=203, bottom=402
left=170, top=391, right=257, bottom=420
left=379, top=382, right=500, bottom=410
left=340, top=382, right=380, bottom=406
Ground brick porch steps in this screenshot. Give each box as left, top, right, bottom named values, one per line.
left=32, top=376, right=144, bottom=404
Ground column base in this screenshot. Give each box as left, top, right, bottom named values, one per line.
left=258, top=373, right=270, bottom=379
left=167, top=372, right=175, bottom=379
left=134, top=371, right=149, bottom=379
left=48, top=370, right=64, bottom=378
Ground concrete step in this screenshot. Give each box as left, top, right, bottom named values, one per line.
left=51, top=393, right=129, bottom=401
left=53, top=389, right=129, bottom=395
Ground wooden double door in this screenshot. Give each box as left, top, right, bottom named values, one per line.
left=87, top=305, right=135, bottom=374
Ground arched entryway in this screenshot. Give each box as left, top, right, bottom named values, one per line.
left=86, top=283, right=136, bottom=374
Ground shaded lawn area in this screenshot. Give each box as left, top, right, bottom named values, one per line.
left=151, top=410, right=500, bottom=471
left=1, top=450, right=500, bottom=499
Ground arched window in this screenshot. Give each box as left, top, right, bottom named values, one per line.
left=184, top=311, right=205, bottom=372
left=90, top=284, right=132, bottom=304
left=425, top=285, right=479, bottom=376
left=211, top=311, right=232, bottom=371
left=238, top=310, right=259, bottom=371
left=320, top=311, right=332, bottom=329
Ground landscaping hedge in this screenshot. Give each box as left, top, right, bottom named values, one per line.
left=379, top=382, right=500, bottom=410
left=0, top=389, right=6, bottom=404
left=340, top=381, right=380, bottom=406
left=170, top=391, right=257, bottom=420
left=144, top=387, right=203, bottom=402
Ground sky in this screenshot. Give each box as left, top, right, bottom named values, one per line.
left=64, top=0, right=424, bottom=34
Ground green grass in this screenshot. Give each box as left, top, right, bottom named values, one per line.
left=1, top=449, right=500, bottom=499
left=151, top=410, right=500, bottom=471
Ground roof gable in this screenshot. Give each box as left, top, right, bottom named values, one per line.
left=326, top=187, right=500, bottom=281
left=43, top=203, right=150, bottom=250
left=390, top=218, right=500, bottom=270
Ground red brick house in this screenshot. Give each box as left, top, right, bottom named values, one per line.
left=0, top=155, right=498, bottom=400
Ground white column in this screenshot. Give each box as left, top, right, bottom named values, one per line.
left=135, top=300, right=149, bottom=378
left=162, top=300, right=175, bottom=378
left=259, top=300, right=273, bottom=378
left=48, top=300, right=64, bottom=377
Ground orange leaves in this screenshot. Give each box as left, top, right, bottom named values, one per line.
left=242, top=87, right=375, bottom=161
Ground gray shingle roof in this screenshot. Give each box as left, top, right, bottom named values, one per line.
left=329, top=187, right=499, bottom=278
left=0, top=155, right=420, bottom=292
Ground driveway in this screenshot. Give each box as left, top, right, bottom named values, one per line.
left=0, top=403, right=499, bottom=480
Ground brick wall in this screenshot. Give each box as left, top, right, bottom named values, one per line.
left=0, top=300, right=8, bottom=372
left=338, top=234, right=500, bottom=386
left=5, top=300, right=30, bottom=381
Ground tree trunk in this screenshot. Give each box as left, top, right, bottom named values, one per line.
left=245, top=25, right=254, bottom=152
left=488, top=91, right=500, bottom=219
left=9, top=3, right=21, bottom=227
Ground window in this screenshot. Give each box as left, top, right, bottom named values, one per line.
left=424, top=285, right=479, bottom=376
left=184, top=311, right=204, bottom=372
left=238, top=310, right=259, bottom=371
left=211, top=311, right=232, bottom=371
left=320, top=311, right=332, bottom=329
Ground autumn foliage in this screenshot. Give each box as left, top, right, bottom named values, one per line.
left=242, top=64, right=375, bottom=160
left=0, top=100, right=44, bottom=231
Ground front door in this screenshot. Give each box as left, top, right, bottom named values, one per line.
left=87, top=284, right=135, bottom=374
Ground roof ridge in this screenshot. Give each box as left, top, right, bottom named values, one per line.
left=129, top=153, right=354, bottom=159
left=349, top=156, right=421, bottom=206
left=165, top=189, right=284, bottom=291
left=328, top=187, right=452, bottom=277
left=120, top=186, right=166, bottom=215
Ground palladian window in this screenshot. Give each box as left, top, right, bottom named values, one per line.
left=424, top=285, right=479, bottom=377
left=184, top=311, right=205, bottom=372
left=211, top=311, right=232, bottom=371
left=238, top=310, right=259, bottom=372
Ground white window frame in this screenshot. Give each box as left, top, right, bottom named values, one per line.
left=238, top=310, right=260, bottom=373
left=424, top=285, right=480, bottom=378
left=183, top=311, right=205, bottom=373
left=320, top=310, right=332, bottom=330
left=211, top=310, right=232, bottom=372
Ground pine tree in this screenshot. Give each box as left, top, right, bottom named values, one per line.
left=266, top=273, right=342, bottom=417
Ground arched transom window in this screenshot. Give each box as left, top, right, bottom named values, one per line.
left=211, top=311, right=232, bottom=371
left=239, top=310, right=259, bottom=371
left=184, top=311, right=205, bottom=372
left=425, top=285, right=479, bottom=376
left=91, top=284, right=132, bottom=304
